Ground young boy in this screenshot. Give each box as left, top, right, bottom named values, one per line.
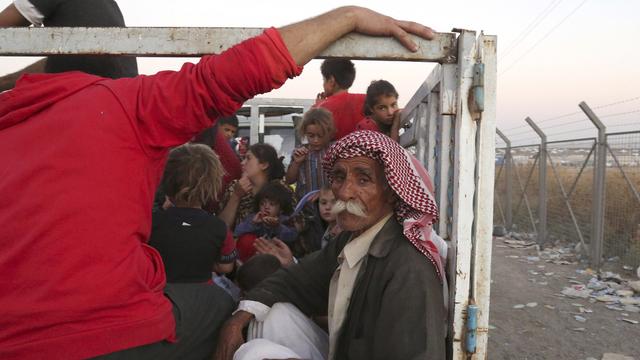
left=218, top=115, right=239, bottom=142
left=314, top=59, right=366, bottom=140
left=149, top=144, right=237, bottom=283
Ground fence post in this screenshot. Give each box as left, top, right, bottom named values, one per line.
left=525, top=117, right=547, bottom=246
left=496, top=128, right=513, bottom=230
left=579, top=101, right=606, bottom=270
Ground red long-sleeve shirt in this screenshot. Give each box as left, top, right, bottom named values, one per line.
left=0, top=28, right=301, bottom=359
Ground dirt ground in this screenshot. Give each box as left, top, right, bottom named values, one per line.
left=487, top=237, right=640, bottom=360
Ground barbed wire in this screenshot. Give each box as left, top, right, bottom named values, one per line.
left=499, top=0, right=589, bottom=76
left=599, top=109, right=640, bottom=119
left=498, top=96, right=640, bottom=132
left=539, top=117, right=588, bottom=130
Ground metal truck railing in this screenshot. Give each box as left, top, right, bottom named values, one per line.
left=0, top=26, right=497, bottom=359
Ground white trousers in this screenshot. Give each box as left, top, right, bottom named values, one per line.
left=234, top=303, right=329, bottom=360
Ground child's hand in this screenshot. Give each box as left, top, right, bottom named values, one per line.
left=307, top=191, right=320, bottom=203
left=292, top=147, right=309, bottom=164
left=252, top=212, right=264, bottom=224
left=316, top=92, right=327, bottom=102
left=262, top=216, right=279, bottom=227
left=234, top=176, right=253, bottom=198
left=161, top=195, right=174, bottom=210
left=392, top=109, right=403, bottom=127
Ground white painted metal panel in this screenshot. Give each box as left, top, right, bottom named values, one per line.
left=470, top=34, right=497, bottom=360
left=414, top=102, right=429, bottom=162
left=449, top=30, right=478, bottom=360
left=437, top=114, right=453, bottom=239
left=403, top=64, right=441, bottom=118
left=425, top=93, right=438, bottom=178
left=440, top=64, right=458, bottom=115
left=0, top=27, right=457, bottom=62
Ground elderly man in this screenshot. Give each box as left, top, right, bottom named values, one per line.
left=0, top=5, right=436, bottom=360
left=216, top=130, right=447, bottom=360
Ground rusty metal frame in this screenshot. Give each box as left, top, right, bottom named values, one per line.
left=0, top=27, right=458, bottom=62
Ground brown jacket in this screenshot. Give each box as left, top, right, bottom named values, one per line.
left=245, top=217, right=446, bottom=360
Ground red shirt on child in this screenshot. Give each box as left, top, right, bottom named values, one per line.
left=315, top=91, right=366, bottom=140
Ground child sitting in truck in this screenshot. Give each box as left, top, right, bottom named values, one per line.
left=356, top=79, right=402, bottom=142
left=234, top=182, right=297, bottom=262
left=148, top=143, right=237, bottom=283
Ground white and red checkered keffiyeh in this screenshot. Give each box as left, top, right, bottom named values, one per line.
left=323, top=130, right=446, bottom=282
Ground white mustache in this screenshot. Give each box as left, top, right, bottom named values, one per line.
left=331, top=200, right=366, bottom=218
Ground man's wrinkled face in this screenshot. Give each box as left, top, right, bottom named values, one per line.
left=330, top=156, right=393, bottom=234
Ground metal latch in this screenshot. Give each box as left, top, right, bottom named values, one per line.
left=468, top=63, right=484, bottom=118
left=465, top=302, right=478, bottom=354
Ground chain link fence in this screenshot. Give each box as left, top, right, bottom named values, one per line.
left=603, top=131, right=640, bottom=268
left=494, top=130, right=640, bottom=269
left=546, top=139, right=595, bottom=250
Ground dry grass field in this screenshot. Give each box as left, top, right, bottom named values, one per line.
left=494, top=163, right=640, bottom=268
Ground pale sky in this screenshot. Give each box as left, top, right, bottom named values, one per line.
left=1, top=0, right=639, bottom=145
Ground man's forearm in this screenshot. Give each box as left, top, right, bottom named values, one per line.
left=277, top=6, right=434, bottom=66
left=231, top=310, right=255, bottom=326
left=278, top=7, right=356, bottom=66
left=214, top=310, right=255, bottom=360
